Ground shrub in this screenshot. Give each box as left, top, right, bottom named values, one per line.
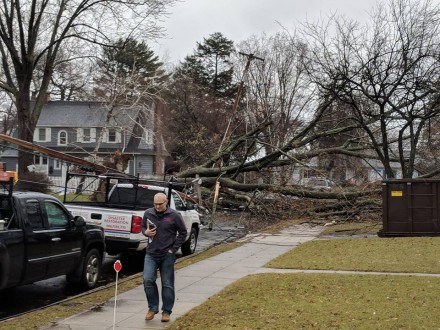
left=15, top=172, right=53, bottom=193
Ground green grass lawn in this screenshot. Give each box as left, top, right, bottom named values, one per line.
left=266, top=236, right=440, bottom=273
left=168, top=273, right=440, bottom=330
left=168, top=236, right=440, bottom=330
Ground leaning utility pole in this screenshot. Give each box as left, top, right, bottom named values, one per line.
left=209, top=52, right=264, bottom=230
left=217, top=52, right=264, bottom=153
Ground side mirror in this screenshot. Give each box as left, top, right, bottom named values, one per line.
left=73, top=215, right=86, bottom=227
left=194, top=204, right=208, bottom=214
left=186, top=202, right=195, bottom=210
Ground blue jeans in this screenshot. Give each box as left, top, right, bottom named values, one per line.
left=143, top=253, right=175, bottom=314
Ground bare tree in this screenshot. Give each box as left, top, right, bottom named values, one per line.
left=50, top=59, right=94, bottom=101
left=0, top=92, right=16, bottom=136
left=29, top=45, right=95, bottom=101
left=236, top=32, right=316, bottom=184
left=302, top=0, right=440, bottom=178
left=0, top=0, right=176, bottom=176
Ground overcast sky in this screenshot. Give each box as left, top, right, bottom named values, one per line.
left=153, top=0, right=380, bottom=64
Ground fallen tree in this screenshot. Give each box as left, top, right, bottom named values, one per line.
left=171, top=100, right=384, bottom=226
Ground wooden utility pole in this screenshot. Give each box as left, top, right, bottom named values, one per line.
left=208, top=52, right=264, bottom=231
left=217, top=52, right=264, bottom=153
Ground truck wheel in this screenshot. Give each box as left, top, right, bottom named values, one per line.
left=81, top=248, right=102, bottom=289
left=181, top=227, right=197, bottom=256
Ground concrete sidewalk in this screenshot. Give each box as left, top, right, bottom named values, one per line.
left=42, top=224, right=323, bottom=330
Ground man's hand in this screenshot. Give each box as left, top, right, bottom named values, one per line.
left=144, top=227, right=156, bottom=238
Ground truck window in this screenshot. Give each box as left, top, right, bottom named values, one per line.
left=26, top=200, right=44, bottom=229
left=172, top=193, right=185, bottom=211
left=44, top=201, right=69, bottom=228
left=109, top=187, right=156, bottom=208
left=6, top=214, right=17, bottom=229
left=0, top=198, right=14, bottom=228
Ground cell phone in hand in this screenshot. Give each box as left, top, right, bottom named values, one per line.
left=147, top=219, right=156, bottom=230
left=147, top=219, right=156, bottom=243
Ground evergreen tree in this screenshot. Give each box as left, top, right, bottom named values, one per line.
left=92, top=38, right=167, bottom=162
left=178, top=32, right=236, bottom=98
left=95, top=38, right=168, bottom=97
left=162, top=33, right=246, bottom=167
left=102, top=38, right=164, bottom=78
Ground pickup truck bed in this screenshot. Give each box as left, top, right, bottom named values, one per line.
left=63, top=175, right=201, bottom=257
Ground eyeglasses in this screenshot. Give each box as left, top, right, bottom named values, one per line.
left=154, top=201, right=166, bottom=206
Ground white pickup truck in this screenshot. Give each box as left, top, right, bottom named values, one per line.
left=63, top=174, right=201, bottom=257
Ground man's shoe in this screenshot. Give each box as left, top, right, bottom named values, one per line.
left=161, top=312, right=170, bottom=322
left=145, top=310, right=157, bottom=321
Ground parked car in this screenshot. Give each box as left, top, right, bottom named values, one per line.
left=306, top=177, right=334, bottom=190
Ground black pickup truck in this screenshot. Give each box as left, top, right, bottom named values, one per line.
left=0, top=186, right=105, bottom=290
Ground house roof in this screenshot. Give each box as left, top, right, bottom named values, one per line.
left=36, top=100, right=155, bottom=152
left=37, top=101, right=152, bottom=129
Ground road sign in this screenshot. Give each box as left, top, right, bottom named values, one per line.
left=113, top=259, right=122, bottom=329
left=113, top=260, right=122, bottom=272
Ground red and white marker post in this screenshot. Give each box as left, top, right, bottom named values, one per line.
left=113, top=260, right=122, bottom=330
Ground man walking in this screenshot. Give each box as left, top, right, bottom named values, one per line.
left=142, top=192, right=187, bottom=322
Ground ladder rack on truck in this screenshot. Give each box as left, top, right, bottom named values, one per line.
left=62, top=171, right=187, bottom=207
left=62, top=171, right=202, bottom=257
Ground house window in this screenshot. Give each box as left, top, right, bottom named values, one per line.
left=108, top=129, right=117, bottom=143
left=105, top=128, right=121, bottom=143
left=35, top=155, right=48, bottom=165
left=144, top=129, right=153, bottom=145
left=39, top=129, right=46, bottom=141
left=34, top=128, right=51, bottom=142
left=83, top=128, right=91, bottom=142
left=54, top=159, right=61, bottom=170
left=77, top=128, right=96, bottom=143
left=58, top=131, right=67, bottom=145
left=302, top=169, right=319, bottom=179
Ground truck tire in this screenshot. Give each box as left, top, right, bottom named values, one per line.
left=181, top=227, right=198, bottom=256
left=80, top=248, right=102, bottom=289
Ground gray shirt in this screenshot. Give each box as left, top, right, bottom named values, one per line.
left=142, top=207, right=187, bottom=256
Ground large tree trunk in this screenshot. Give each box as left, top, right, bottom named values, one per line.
left=16, top=89, right=34, bottom=176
